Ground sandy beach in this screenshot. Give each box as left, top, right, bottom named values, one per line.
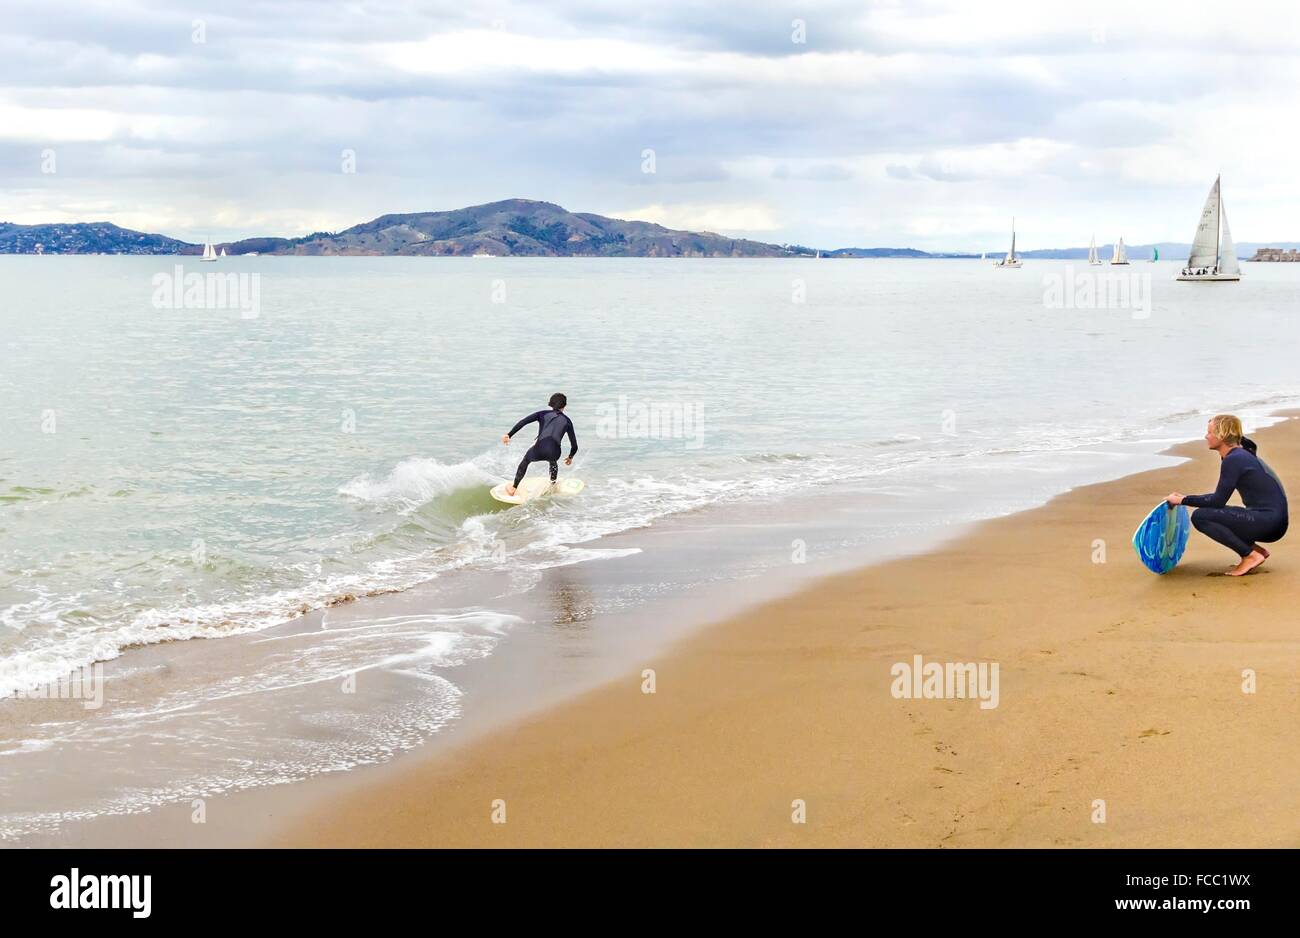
left=275, top=413, right=1300, bottom=848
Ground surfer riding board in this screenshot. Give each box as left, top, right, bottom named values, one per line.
left=493, top=393, right=584, bottom=506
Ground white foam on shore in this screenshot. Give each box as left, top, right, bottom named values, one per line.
left=0, top=608, right=515, bottom=843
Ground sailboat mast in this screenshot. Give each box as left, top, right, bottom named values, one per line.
left=1215, top=175, right=1221, bottom=269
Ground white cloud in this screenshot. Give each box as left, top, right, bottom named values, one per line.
left=0, top=102, right=120, bottom=141
left=619, top=202, right=781, bottom=234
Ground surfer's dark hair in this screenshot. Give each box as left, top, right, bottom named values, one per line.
left=549, top=393, right=567, bottom=410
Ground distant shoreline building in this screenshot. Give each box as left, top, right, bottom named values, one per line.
left=1250, top=247, right=1300, bottom=262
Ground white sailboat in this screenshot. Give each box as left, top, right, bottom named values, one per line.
left=220, top=247, right=227, bottom=257
left=1110, top=237, right=1129, bottom=265
left=1088, top=235, right=1100, bottom=265
left=200, top=241, right=218, bottom=262
left=994, top=219, right=1022, bottom=268
left=1177, top=175, right=1240, bottom=281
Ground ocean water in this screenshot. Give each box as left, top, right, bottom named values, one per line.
left=3, top=255, right=1300, bottom=838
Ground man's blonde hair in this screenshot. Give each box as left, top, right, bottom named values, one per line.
left=1210, top=414, right=1244, bottom=445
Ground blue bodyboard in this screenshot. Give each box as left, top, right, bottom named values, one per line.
left=1132, top=502, right=1190, bottom=574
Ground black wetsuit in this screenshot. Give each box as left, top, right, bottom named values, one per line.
left=508, top=409, right=578, bottom=487
left=1183, top=444, right=1289, bottom=557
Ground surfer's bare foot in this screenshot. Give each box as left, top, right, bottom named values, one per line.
left=1226, top=550, right=1267, bottom=577
left=505, top=485, right=517, bottom=496
left=1250, top=544, right=1270, bottom=559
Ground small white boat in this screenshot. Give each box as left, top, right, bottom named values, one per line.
left=1177, top=175, right=1241, bottom=281
left=220, top=247, right=227, bottom=257
left=200, top=241, right=218, bottom=262
left=1088, top=235, right=1101, bottom=266
left=994, top=219, right=1022, bottom=268
left=1110, top=237, right=1129, bottom=265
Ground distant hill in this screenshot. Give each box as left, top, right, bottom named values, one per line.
left=252, top=199, right=804, bottom=257
left=0, top=200, right=810, bottom=258
left=824, top=247, right=975, bottom=258
left=982, top=242, right=1300, bottom=261
left=0, top=221, right=190, bottom=255
left=5, top=205, right=1299, bottom=259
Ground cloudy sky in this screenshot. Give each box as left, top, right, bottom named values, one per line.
left=4, top=0, right=1300, bottom=251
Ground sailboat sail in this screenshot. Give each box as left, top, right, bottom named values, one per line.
left=1088, top=235, right=1098, bottom=264
left=1219, top=208, right=1240, bottom=276
left=1186, top=177, right=1221, bottom=269
left=996, top=219, right=1021, bottom=266
left=201, top=242, right=216, bottom=261
left=1178, top=175, right=1241, bottom=281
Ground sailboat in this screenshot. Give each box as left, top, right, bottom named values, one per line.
left=1150, top=246, right=1159, bottom=263
left=994, top=219, right=1022, bottom=268
left=220, top=247, right=227, bottom=258
left=200, top=241, right=218, bottom=262
left=1177, top=175, right=1240, bottom=281
left=1088, top=235, right=1100, bottom=265
left=1110, top=237, right=1129, bottom=265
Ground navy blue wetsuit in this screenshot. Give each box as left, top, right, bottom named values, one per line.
left=508, top=409, right=578, bottom=487
left=1183, top=445, right=1288, bottom=557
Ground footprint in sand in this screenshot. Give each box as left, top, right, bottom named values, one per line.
left=1138, top=728, right=1171, bottom=738
left=907, top=711, right=934, bottom=737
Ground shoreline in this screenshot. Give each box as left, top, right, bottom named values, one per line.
left=274, top=412, right=1300, bottom=848
left=2, top=408, right=1295, bottom=847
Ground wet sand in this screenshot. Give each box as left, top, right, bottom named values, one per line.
left=277, top=414, right=1300, bottom=848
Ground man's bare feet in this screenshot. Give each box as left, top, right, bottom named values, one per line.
left=1226, top=550, right=1267, bottom=576
left=1251, top=544, right=1271, bottom=559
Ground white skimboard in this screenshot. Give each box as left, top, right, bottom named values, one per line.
left=490, top=477, right=585, bottom=505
